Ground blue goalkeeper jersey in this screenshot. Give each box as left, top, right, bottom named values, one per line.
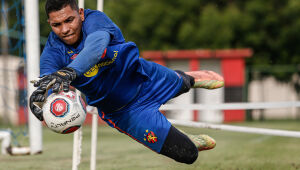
left=73, top=42, right=147, bottom=111
left=41, top=9, right=125, bottom=77
left=40, top=9, right=148, bottom=111
left=40, top=9, right=183, bottom=153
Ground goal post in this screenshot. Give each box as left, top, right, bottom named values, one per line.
left=89, top=2, right=103, bottom=170
left=72, top=1, right=103, bottom=170
left=24, top=0, right=42, bottom=155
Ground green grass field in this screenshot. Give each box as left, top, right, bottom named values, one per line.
left=0, top=120, right=300, bottom=170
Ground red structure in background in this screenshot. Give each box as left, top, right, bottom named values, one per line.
left=17, top=66, right=28, bottom=125
left=142, top=49, right=252, bottom=122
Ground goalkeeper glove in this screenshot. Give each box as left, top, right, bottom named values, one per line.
left=33, top=67, right=77, bottom=93
left=29, top=67, right=77, bottom=121
left=29, top=87, right=47, bottom=121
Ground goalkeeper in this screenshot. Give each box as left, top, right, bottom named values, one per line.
left=30, top=0, right=224, bottom=164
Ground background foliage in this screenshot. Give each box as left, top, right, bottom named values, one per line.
left=37, top=0, right=300, bottom=87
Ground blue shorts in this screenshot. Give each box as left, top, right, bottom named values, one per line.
left=98, top=59, right=183, bottom=153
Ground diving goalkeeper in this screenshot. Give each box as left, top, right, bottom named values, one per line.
left=29, top=0, right=224, bottom=164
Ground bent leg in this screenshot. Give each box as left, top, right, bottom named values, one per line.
left=99, top=106, right=205, bottom=164
left=160, top=126, right=216, bottom=164
left=160, top=126, right=198, bottom=164
left=99, top=106, right=172, bottom=153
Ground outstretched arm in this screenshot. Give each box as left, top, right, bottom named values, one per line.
left=30, top=31, right=111, bottom=121
left=68, top=30, right=111, bottom=76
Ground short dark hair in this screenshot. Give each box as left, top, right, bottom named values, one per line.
left=45, top=0, right=79, bottom=18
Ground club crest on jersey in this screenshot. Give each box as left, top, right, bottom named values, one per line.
left=144, top=129, right=158, bottom=143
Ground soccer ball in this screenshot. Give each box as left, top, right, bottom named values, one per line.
left=42, top=91, right=87, bottom=134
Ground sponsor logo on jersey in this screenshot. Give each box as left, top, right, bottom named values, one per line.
left=144, top=129, right=158, bottom=143
left=84, top=50, right=118, bottom=77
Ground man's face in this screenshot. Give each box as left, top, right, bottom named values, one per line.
left=48, top=5, right=84, bottom=46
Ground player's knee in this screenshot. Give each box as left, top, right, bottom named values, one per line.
left=177, top=144, right=198, bottom=164
left=160, top=126, right=198, bottom=164
left=187, top=149, right=198, bottom=164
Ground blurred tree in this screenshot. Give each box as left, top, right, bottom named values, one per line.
left=37, top=0, right=300, bottom=92
left=39, top=0, right=51, bottom=46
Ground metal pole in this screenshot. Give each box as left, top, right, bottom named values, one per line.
left=78, top=0, right=84, bottom=8
left=72, top=127, right=82, bottom=170
left=90, top=2, right=103, bottom=170
left=170, top=119, right=300, bottom=138
left=24, top=0, right=42, bottom=154
left=97, top=0, right=103, bottom=12
left=72, top=2, right=84, bottom=170
left=0, top=2, right=9, bottom=123
left=90, top=113, right=98, bottom=170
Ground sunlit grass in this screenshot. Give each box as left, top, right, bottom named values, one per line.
left=0, top=120, right=299, bottom=170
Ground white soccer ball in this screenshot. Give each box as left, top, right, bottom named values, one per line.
left=42, top=91, right=87, bottom=134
